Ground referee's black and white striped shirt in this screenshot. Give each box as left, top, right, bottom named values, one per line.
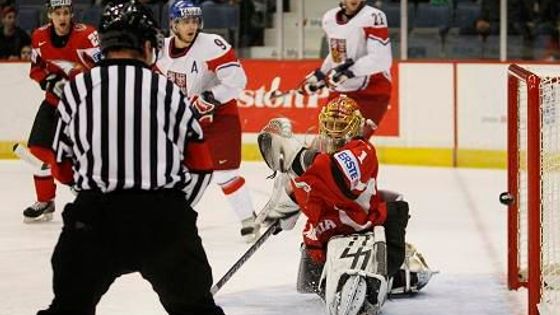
left=52, top=58, right=210, bottom=199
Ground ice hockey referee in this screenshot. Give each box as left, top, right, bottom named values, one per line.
left=36, top=2, right=225, bottom=315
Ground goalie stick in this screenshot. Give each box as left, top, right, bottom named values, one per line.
left=211, top=219, right=281, bottom=295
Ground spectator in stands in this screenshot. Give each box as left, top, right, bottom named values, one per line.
left=458, top=0, right=522, bottom=37
left=537, top=0, right=560, bottom=60
left=0, top=6, right=31, bottom=60
left=233, top=0, right=263, bottom=47
left=0, top=0, right=14, bottom=11
left=20, top=45, right=32, bottom=61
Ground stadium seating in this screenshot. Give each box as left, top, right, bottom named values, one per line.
left=412, top=3, right=452, bottom=29
left=16, top=6, right=40, bottom=33
left=453, top=2, right=479, bottom=29
left=79, top=5, right=102, bottom=27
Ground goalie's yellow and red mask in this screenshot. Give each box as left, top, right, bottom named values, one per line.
left=318, top=95, right=364, bottom=153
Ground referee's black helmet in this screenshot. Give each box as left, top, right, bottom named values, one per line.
left=99, top=1, right=163, bottom=56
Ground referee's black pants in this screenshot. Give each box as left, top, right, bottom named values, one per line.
left=37, top=190, right=225, bottom=315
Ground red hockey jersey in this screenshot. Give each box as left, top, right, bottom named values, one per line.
left=30, top=23, right=101, bottom=103
left=292, top=138, right=387, bottom=262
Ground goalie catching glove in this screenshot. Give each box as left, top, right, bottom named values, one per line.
left=191, top=91, right=221, bottom=125
left=258, top=118, right=304, bottom=174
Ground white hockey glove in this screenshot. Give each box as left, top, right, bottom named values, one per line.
left=325, top=59, right=356, bottom=88
left=258, top=118, right=303, bottom=173
left=191, top=91, right=221, bottom=125
left=299, top=69, right=326, bottom=95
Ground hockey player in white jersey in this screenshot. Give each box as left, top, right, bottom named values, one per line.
left=156, top=0, right=259, bottom=242
left=301, top=0, right=392, bottom=139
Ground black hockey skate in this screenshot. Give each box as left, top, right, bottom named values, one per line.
left=23, top=201, right=55, bottom=223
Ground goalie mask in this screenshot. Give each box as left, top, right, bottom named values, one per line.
left=318, top=95, right=364, bottom=153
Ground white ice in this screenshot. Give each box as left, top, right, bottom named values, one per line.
left=0, top=160, right=527, bottom=315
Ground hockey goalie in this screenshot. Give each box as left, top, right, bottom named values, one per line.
left=258, top=95, right=435, bottom=315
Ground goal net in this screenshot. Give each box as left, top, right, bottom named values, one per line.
left=507, top=64, right=560, bottom=315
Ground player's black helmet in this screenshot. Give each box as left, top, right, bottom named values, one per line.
left=98, top=1, right=163, bottom=57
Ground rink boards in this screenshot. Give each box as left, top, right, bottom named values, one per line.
left=1, top=61, right=559, bottom=168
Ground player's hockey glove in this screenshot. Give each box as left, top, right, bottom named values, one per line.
left=191, top=91, right=221, bottom=125
left=40, top=74, right=68, bottom=105
left=299, top=69, right=326, bottom=95
left=326, top=59, right=355, bottom=88
left=325, top=59, right=355, bottom=89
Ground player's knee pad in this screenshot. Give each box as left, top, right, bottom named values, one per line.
left=213, top=169, right=240, bottom=186
left=29, top=146, right=52, bottom=177
left=215, top=170, right=246, bottom=196
left=389, top=243, right=436, bottom=296
left=321, top=226, right=388, bottom=315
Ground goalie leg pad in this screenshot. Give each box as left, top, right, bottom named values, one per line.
left=322, top=227, right=388, bottom=315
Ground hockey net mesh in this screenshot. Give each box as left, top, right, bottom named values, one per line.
left=538, top=76, right=560, bottom=314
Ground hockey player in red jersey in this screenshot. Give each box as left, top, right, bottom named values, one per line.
left=24, top=0, right=101, bottom=223
left=300, top=0, right=392, bottom=139
left=258, top=95, right=434, bottom=315
left=156, top=1, right=259, bottom=242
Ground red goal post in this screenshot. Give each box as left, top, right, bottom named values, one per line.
left=506, top=64, right=560, bottom=315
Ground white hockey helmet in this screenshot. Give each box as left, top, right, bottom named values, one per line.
left=46, top=0, right=72, bottom=9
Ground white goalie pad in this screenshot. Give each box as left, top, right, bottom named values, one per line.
left=321, top=226, right=388, bottom=315
left=389, top=243, right=437, bottom=295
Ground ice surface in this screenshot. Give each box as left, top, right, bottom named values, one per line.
left=0, top=161, right=527, bottom=315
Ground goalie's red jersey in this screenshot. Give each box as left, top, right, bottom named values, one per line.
left=292, top=138, right=387, bottom=262
left=30, top=23, right=101, bottom=86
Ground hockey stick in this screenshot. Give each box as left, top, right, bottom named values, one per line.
left=211, top=220, right=281, bottom=295
left=13, top=143, right=45, bottom=169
